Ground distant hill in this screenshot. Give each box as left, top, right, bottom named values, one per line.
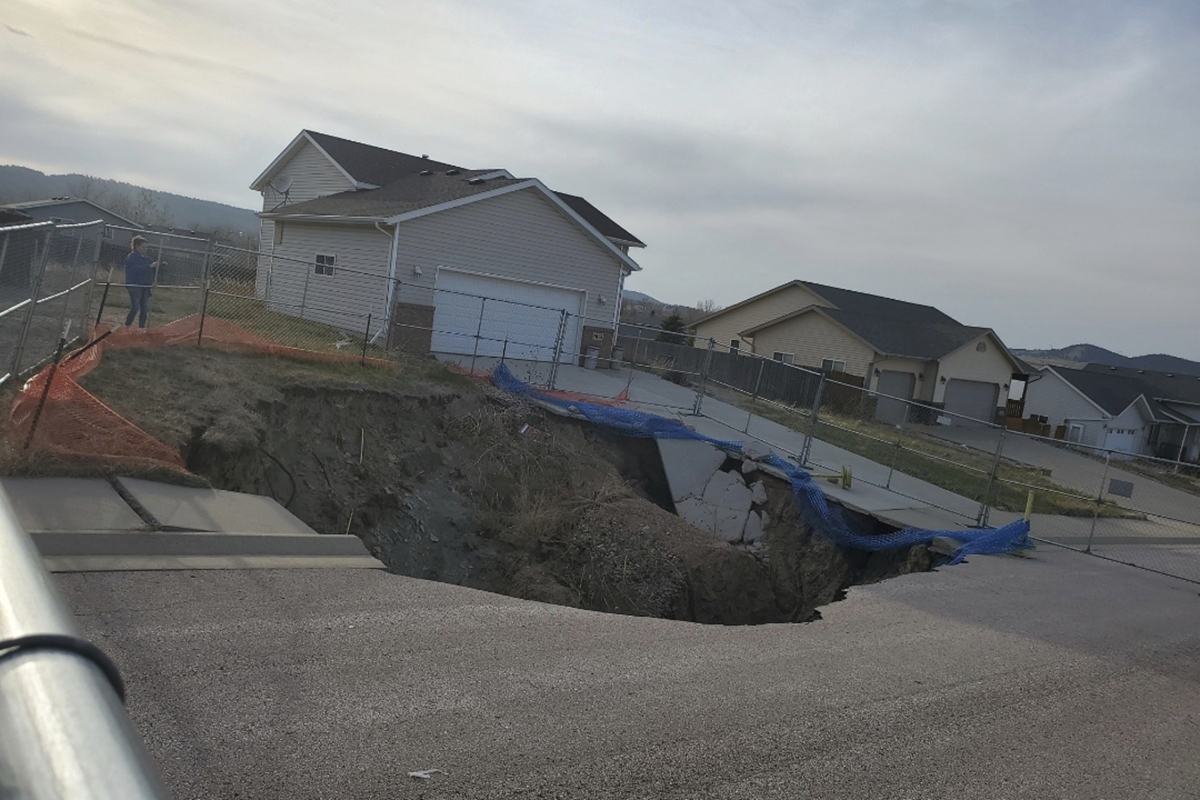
left=0, top=165, right=259, bottom=240
left=1013, top=344, right=1200, bottom=377
left=623, top=290, right=664, bottom=305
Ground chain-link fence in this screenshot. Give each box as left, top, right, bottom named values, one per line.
left=0, top=220, right=104, bottom=386
left=11, top=228, right=1197, bottom=585
left=615, top=336, right=1200, bottom=585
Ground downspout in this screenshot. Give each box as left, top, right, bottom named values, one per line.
left=373, top=221, right=399, bottom=345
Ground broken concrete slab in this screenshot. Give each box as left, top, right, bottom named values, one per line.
left=32, top=531, right=372, bottom=560
left=743, top=510, right=764, bottom=544
left=674, top=496, right=716, bottom=533
left=1, top=477, right=147, bottom=532
left=702, top=469, right=750, bottom=507
left=750, top=480, right=767, bottom=506
left=116, top=477, right=317, bottom=534
left=657, top=439, right=728, bottom=503
left=715, top=504, right=748, bottom=542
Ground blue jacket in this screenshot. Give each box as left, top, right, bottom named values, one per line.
left=124, top=251, right=155, bottom=287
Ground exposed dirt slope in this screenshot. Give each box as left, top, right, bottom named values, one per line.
left=46, top=347, right=932, bottom=624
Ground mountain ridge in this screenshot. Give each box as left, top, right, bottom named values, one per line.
left=1013, top=343, right=1200, bottom=377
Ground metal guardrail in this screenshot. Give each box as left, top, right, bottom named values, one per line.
left=0, top=490, right=169, bottom=800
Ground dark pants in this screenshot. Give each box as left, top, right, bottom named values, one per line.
left=126, top=287, right=151, bottom=328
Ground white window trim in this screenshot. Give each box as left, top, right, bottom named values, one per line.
left=822, top=358, right=846, bottom=373
left=772, top=351, right=795, bottom=365
left=315, top=253, right=336, bottom=276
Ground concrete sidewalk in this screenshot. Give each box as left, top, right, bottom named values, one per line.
left=1, top=476, right=381, bottom=571
left=56, top=547, right=1200, bottom=799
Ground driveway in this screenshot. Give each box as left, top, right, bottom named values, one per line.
left=919, top=426, right=1200, bottom=526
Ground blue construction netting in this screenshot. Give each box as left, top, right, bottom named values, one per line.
left=493, top=363, right=1032, bottom=565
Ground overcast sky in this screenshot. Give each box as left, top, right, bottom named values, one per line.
left=3, top=0, right=1198, bottom=358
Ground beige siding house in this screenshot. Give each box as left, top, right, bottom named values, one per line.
left=250, top=130, right=643, bottom=362
left=692, top=280, right=1026, bottom=425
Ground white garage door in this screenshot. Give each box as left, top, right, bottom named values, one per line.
left=431, top=270, right=583, bottom=362
left=942, top=379, right=999, bottom=427
left=1103, top=428, right=1140, bottom=454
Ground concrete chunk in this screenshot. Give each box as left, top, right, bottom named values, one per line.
left=657, top=440, right=728, bottom=503
left=674, top=497, right=716, bottom=533
left=702, top=469, right=749, bottom=507
left=750, top=480, right=767, bottom=505
left=743, top=511, right=765, bottom=544
left=716, top=505, right=749, bottom=542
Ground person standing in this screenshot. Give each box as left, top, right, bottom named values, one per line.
left=123, top=236, right=160, bottom=328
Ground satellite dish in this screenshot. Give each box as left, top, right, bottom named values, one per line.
left=268, top=175, right=293, bottom=194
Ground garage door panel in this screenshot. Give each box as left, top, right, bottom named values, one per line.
left=431, top=271, right=584, bottom=362
left=943, top=379, right=999, bottom=427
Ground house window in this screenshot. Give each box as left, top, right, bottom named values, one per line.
left=102, top=226, right=114, bottom=240
left=772, top=352, right=795, bottom=365
left=315, top=254, right=336, bottom=276
left=822, top=358, right=846, bottom=373
left=730, top=340, right=740, bottom=351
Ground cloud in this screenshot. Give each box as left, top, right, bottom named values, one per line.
left=1, top=0, right=1198, bottom=358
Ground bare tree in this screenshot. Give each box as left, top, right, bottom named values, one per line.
left=68, top=175, right=108, bottom=204
left=696, top=299, right=722, bottom=315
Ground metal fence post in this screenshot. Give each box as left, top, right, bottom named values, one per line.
left=886, top=428, right=904, bottom=490
left=623, top=326, right=642, bottom=396
left=11, top=224, right=56, bottom=379
left=470, top=298, right=486, bottom=376
left=548, top=309, right=567, bottom=390
left=691, top=338, right=714, bottom=416
left=54, top=229, right=86, bottom=339
left=80, top=225, right=105, bottom=335
left=0, top=230, right=9, bottom=284
left=1086, top=451, right=1112, bottom=553
left=196, top=239, right=214, bottom=345
left=361, top=313, right=371, bottom=365
left=976, top=426, right=1008, bottom=527
left=745, top=358, right=766, bottom=433
left=299, top=265, right=311, bottom=319
left=801, top=373, right=826, bottom=468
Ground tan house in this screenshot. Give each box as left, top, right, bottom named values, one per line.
left=250, top=130, right=644, bottom=363
left=692, top=280, right=1025, bottom=425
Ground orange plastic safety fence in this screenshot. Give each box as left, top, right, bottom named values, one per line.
left=9, top=314, right=401, bottom=473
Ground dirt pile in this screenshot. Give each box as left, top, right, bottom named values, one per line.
left=52, top=347, right=933, bottom=624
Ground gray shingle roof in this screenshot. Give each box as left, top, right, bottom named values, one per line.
left=803, top=281, right=961, bottom=325
left=740, top=305, right=990, bottom=361
left=305, top=130, right=460, bottom=186
left=1082, top=364, right=1200, bottom=405
left=554, top=192, right=644, bottom=247
left=276, top=131, right=644, bottom=247
left=262, top=171, right=522, bottom=220
left=822, top=308, right=985, bottom=359
left=1054, top=369, right=1163, bottom=417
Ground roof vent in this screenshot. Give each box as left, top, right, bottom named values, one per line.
left=445, top=169, right=460, bottom=176
left=1167, top=373, right=1174, bottom=378
left=419, top=170, right=433, bottom=176
left=468, top=177, right=485, bottom=185
left=421, top=154, right=429, bottom=159
left=52, top=196, right=71, bottom=201
left=1109, top=366, right=1116, bottom=370
left=1137, top=370, right=1144, bottom=374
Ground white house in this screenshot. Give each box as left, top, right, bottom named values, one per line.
left=250, top=130, right=644, bottom=363
left=1022, top=366, right=1171, bottom=456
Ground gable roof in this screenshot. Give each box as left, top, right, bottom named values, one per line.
left=251, top=130, right=644, bottom=248
left=1051, top=368, right=1167, bottom=419
left=261, top=174, right=641, bottom=273
left=0, top=197, right=139, bottom=227
left=739, top=305, right=990, bottom=361
left=692, top=279, right=959, bottom=329
left=1082, top=363, right=1200, bottom=405
left=553, top=192, right=644, bottom=247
